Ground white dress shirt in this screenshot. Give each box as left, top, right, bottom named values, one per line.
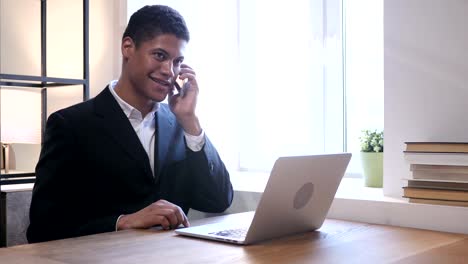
left=109, top=80, right=205, bottom=176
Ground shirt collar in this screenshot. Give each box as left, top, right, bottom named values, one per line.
left=108, top=80, right=159, bottom=120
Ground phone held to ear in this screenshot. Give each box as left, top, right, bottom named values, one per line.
left=174, top=76, right=189, bottom=96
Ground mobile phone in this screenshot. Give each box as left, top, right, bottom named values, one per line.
left=174, top=76, right=189, bottom=96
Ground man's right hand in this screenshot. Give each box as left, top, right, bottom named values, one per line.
left=117, top=199, right=190, bottom=230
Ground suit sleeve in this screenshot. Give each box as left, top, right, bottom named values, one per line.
left=186, top=136, right=234, bottom=213
left=27, top=112, right=119, bottom=243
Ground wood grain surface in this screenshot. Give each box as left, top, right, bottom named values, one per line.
left=0, top=212, right=466, bottom=263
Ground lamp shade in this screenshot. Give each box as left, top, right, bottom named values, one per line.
left=1, top=88, right=41, bottom=144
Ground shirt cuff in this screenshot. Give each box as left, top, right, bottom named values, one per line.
left=184, top=130, right=205, bottom=152
left=115, top=214, right=125, bottom=231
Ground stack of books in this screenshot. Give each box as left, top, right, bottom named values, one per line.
left=403, top=142, right=468, bottom=207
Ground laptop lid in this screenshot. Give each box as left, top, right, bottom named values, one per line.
left=176, top=153, right=351, bottom=245
left=244, top=153, right=351, bottom=244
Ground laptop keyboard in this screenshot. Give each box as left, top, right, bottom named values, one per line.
left=209, top=228, right=248, bottom=239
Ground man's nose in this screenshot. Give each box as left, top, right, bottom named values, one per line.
left=161, top=61, right=175, bottom=78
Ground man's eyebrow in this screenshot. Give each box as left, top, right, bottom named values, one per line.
left=151, top=48, right=183, bottom=60
left=151, top=48, right=169, bottom=55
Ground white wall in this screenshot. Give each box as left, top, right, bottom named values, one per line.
left=384, top=0, right=468, bottom=196
left=46, top=0, right=125, bottom=114
left=1, top=0, right=125, bottom=171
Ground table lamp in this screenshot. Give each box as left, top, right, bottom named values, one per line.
left=1, top=88, right=42, bottom=174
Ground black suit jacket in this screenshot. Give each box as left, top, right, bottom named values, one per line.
left=27, top=87, right=233, bottom=243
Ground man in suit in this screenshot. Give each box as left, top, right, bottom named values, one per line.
left=27, top=5, right=233, bottom=243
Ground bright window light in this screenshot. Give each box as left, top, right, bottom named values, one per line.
left=127, top=0, right=384, bottom=177
left=344, top=0, right=384, bottom=176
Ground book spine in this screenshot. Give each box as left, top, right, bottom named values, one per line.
left=404, top=153, right=468, bottom=166
left=408, top=198, right=468, bottom=207
left=403, top=187, right=468, bottom=201
left=409, top=171, right=468, bottom=182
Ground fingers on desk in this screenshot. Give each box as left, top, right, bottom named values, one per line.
left=150, top=200, right=190, bottom=229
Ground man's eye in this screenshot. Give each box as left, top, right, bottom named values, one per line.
left=174, top=58, right=184, bottom=66
left=154, top=52, right=166, bottom=61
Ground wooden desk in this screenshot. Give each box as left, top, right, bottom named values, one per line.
left=0, top=211, right=466, bottom=263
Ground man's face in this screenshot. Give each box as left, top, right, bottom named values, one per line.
left=123, top=34, right=187, bottom=102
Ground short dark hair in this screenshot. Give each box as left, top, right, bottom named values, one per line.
left=122, top=5, right=190, bottom=47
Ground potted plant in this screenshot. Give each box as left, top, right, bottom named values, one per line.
left=359, top=129, right=384, bottom=187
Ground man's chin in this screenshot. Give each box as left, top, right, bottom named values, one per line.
left=150, top=93, right=168, bottom=103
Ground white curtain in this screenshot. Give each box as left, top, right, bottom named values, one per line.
left=344, top=0, right=384, bottom=174
left=237, top=0, right=344, bottom=171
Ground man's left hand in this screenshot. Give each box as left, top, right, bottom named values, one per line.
left=168, top=64, right=202, bottom=136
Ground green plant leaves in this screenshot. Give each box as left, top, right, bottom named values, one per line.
left=359, top=129, right=384, bottom=152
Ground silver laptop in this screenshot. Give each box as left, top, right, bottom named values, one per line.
left=175, top=153, right=351, bottom=245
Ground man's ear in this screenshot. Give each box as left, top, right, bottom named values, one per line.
left=121, top=37, right=135, bottom=60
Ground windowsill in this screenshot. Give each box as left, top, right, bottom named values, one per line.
left=230, top=171, right=270, bottom=193
left=334, top=178, right=405, bottom=203
left=230, top=170, right=404, bottom=203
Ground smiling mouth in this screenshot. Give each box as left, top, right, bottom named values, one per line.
left=150, top=77, right=171, bottom=87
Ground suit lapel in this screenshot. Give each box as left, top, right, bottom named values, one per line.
left=93, top=87, right=153, bottom=178
left=156, top=105, right=175, bottom=178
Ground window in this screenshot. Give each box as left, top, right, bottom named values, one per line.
left=343, top=0, right=384, bottom=176
left=235, top=0, right=345, bottom=171
left=128, top=0, right=384, bottom=177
